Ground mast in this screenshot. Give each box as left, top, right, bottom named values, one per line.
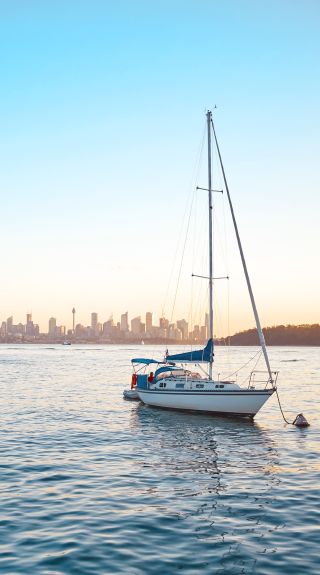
left=211, top=119, right=274, bottom=384
left=207, top=110, right=214, bottom=379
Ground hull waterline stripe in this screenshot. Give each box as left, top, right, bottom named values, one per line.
left=137, top=390, right=274, bottom=396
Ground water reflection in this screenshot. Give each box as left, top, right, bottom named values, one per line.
left=127, top=404, right=282, bottom=573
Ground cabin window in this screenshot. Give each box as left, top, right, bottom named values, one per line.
left=215, top=385, right=219, bottom=388
left=176, top=383, right=185, bottom=389
left=196, top=384, right=204, bottom=389
left=219, top=385, right=224, bottom=389
left=159, top=382, right=166, bottom=388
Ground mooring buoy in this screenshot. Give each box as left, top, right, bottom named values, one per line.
left=292, top=413, right=310, bottom=427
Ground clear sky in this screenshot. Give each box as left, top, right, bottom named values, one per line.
left=0, top=0, right=319, bottom=335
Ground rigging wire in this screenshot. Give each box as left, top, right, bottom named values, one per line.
left=239, top=349, right=263, bottom=386
left=148, top=120, right=204, bottom=360
left=190, top=220, right=207, bottom=316
left=221, top=172, right=231, bottom=353
left=165, top=120, right=206, bottom=328
left=227, top=276, right=230, bottom=347
left=188, top=161, right=208, bottom=346
left=169, top=190, right=194, bottom=327
left=222, top=348, right=262, bottom=380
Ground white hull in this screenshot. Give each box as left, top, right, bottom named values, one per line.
left=137, top=388, right=275, bottom=417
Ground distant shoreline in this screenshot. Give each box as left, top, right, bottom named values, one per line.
left=221, top=324, right=320, bottom=347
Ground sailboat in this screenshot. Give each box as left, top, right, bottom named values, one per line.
left=129, top=111, right=278, bottom=418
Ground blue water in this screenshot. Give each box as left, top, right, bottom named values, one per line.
left=0, top=344, right=319, bottom=574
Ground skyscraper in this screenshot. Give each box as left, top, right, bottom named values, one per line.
left=91, top=312, right=100, bottom=336
left=177, top=319, right=188, bottom=340
left=6, top=316, right=13, bottom=334
left=120, top=312, right=129, bottom=332
left=146, top=312, right=152, bottom=333
left=159, top=317, right=169, bottom=330
left=48, top=317, right=56, bottom=336
left=91, top=313, right=98, bottom=330
left=131, top=316, right=142, bottom=334
left=26, top=312, right=35, bottom=336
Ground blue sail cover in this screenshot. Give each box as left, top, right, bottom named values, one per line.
left=166, top=338, right=214, bottom=363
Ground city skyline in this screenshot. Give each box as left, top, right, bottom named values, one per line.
left=0, top=309, right=208, bottom=339
left=0, top=309, right=209, bottom=343
left=0, top=2, right=319, bottom=335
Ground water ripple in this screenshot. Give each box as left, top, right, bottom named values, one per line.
left=0, top=344, right=319, bottom=574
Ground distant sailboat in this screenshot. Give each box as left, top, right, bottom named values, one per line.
left=128, top=111, right=278, bottom=418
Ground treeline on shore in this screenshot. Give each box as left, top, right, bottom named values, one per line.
left=218, top=324, right=320, bottom=346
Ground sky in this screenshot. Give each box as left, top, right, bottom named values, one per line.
left=0, top=0, right=319, bottom=335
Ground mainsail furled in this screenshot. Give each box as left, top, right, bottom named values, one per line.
left=166, top=339, right=214, bottom=363
left=131, top=358, right=165, bottom=365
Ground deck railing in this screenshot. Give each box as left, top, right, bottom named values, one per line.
left=248, top=370, right=279, bottom=389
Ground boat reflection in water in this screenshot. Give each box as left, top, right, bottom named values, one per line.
left=128, top=405, right=282, bottom=573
